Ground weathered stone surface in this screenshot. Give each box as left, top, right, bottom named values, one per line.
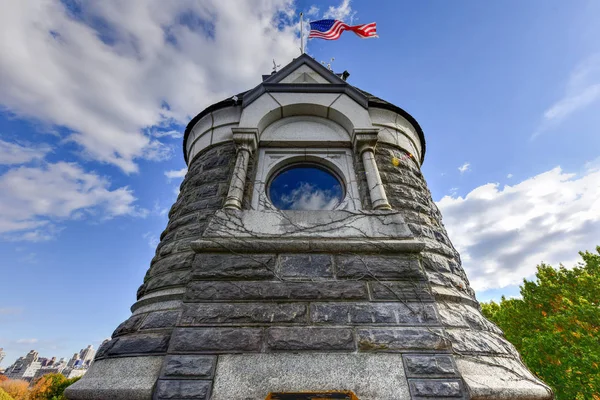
left=369, top=281, right=434, bottom=301
left=280, top=254, right=333, bottom=278
left=156, top=379, right=211, bottom=399
left=310, top=302, right=438, bottom=325
left=145, top=270, right=190, bottom=291
left=64, top=356, right=164, bottom=400
left=446, top=329, right=518, bottom=356
left=180, top=303, right=307, bottom=325
left=94, top=339, right=117, bottom=360
left=357, top=328, right=450, bottom=351
left=267, top=327, right=355, bottom=351
left=409, top=379, right=462, bottom=397
left=455, top=355, right=554, bottom=399
left=404, top=355, right=457, bottom=377
left=107, top=333, right=170, bottom=356
left=162, top=355, right=216, bottom=378
left=211, top=353, right=410, bottom=400
left=170, top=328, right=262, bottom=352
left=181, top=165, right=231, bottom=191
left=437, top=303, right=503, bottom=334
left=192, top=254, right=276, bottom=279
left=185, top=281, right=368, bottom=301
left=139, top=310, right=180, bottom=330
left=173, top=223, right=206, bottom=240
left=335, top=255, right=424, bottom=280
left=112, top=314, right=146, bottom=337
left=150, top=252, right=195, bottom=276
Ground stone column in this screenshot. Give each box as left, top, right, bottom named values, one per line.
left=353, top=128, right=391, bottom=210
left=223, top=128, right=258, bottom=210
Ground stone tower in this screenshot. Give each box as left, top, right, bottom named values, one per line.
left=67, top=55, right=553, bottom=400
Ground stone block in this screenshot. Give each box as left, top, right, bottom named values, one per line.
left=170, top=328, right=263, bottom=352
left=211, top=353, right=410, bottom=400
left=183, top=165, right=231, bottom=188
left=150, top=252, right=195, bottom=276
left=445, top=329, right=518, bottom=356
left=267, top=327, right=355, bottom=351
left=112, top=314, right=146, bottom=337
left=107, top=333, right=170, bottom=356
left=145, top=270, right=190, bottom=291
left=162, top=355, right=216, bottom=378
left=369, top=281, right=434, bottom=301
left=409, top=379, right=462, bottom=398
left=64, top=356, right=164, bottom=400
left=310, top=302, right=438, bottom=325
left=403, top=355, right=457, bottom=377
left=180, top=303, right=307, bottom=325
left=185, top=281, right=368, bottom=301
left=139, top=310, right=180, bottom=330
left=357, top=328, right=450, bottom=352
left=192, top=254, right=276, bottom=280
left=280, top=254, right=333, bottom=278
left=335, top=255, right=424, bottom=280
left=173, top=223, right=206, bottom=240
left=156, top=379, right=211, bottom=399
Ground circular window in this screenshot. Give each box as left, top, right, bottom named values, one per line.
left=268, top=163, right=344, bottom=210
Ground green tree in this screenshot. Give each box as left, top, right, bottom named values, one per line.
left=29, top=374, right=81, bottom=400
left=482, top=247, right=600, bottom=400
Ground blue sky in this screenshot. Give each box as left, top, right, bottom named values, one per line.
left=1, top=0, right=599, bottom=366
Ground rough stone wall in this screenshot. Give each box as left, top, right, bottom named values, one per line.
left=92, top=142, right=237, bottom=375
left=375, top=143, right=552, bottom=398
left=85, top=139, right=551, bottom=400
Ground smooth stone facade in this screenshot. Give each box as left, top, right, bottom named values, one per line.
left=211, top=353, right=411, bottom=400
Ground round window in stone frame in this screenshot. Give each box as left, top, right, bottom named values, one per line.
left=251, top=148, right=361, bottom=211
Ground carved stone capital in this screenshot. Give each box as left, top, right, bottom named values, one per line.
left=352, top=128, right=380, bottom=155
left=232, top=128, right=258, bottom=153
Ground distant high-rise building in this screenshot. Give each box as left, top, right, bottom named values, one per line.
left=5, top=350, right=41, bottom=381
left=67, top=353, right=80, bottom=368
left=79, top=345, right=95, bottom=366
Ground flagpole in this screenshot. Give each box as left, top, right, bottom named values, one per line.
left=300, top=12, right=304, bottom=54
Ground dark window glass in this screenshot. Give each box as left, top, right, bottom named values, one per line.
left=268, top=164, right=344, bottom=210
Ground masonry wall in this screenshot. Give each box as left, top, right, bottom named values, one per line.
left=81, top=120, right=551, bottom=400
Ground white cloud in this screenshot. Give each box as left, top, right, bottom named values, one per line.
left=458, top=162, right=470, bottom=174
left=279, top=182, right=341, bottom=210
left=16, top=338, right=38, bottom=344
left=323, top=0, right=356, bottom=23
left=0, top=162, right=144, bottom=240
left=306, top=6, right=320, bottom=17
left=507, top=173, right=513, bottom=178
left=165, top=167, right=188, bottom=179
left=437, top=164, right=600, bottom=292
left=143, top=231, right=159, bottom=248
left=151, top=129, right=183, bottom=139
left=535, top=54, right=600, bottom=137
left=0, top=0, right=301, bottom=173
left=0, top=139, right=51, bottom=165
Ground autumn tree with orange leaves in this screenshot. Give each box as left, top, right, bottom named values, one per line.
left=482, top=246, right=600, bottom=400
left=0, top=379, right=28, bottom=400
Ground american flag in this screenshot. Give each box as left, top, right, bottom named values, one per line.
left=308, top=19, right=378, bottom=40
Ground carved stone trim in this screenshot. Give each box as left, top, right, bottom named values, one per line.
left=223, top=128, right=258, bottom=210
left=191, top=238, right=425, bottom=254
left=353, top=129, right=391, bottom=210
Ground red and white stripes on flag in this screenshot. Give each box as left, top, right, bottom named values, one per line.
left=308, top=19, right=378, bottom=40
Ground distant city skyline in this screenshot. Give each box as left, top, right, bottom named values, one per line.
left=1, top=344, right=98, bottom=381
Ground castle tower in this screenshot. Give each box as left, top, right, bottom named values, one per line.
left=67, top=55, right=553, bottom=400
